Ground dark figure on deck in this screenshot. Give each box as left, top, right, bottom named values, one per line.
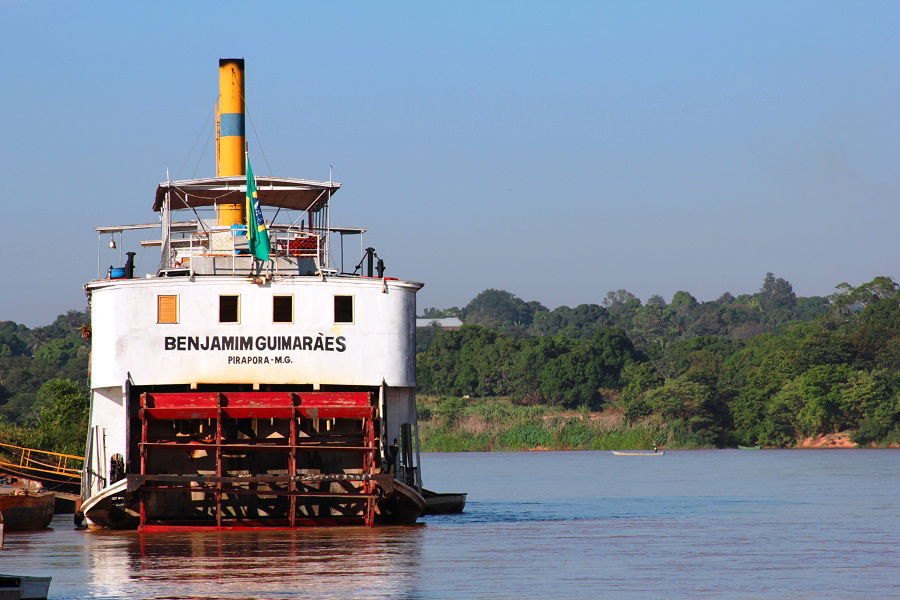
left=386, top=438, right=399, bottom=473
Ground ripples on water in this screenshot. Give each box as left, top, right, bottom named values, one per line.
left=2, top=450, right=898, bottom=599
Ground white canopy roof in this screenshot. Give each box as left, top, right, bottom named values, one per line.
left=153, top=176, right=341, bottom=213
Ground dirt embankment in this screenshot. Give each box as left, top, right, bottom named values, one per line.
left=798, top=433, right=856, bottom=448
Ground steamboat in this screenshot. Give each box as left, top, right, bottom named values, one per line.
left=80, top=59, right=429, bottom=530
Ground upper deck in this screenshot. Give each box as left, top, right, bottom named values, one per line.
left=86, top=172, right=424, bottom=389
left=92, top=175, right=385, bottom=282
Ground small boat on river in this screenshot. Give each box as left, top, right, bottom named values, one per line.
left=0, top=575, right=52, bottom=600
left=738, top=445, right=762, bottom=450
left=0, top=477, right=55, bottom=531
left=422, top=489, right=466, bottom=514
left=610, top=450, right=665, bottom=456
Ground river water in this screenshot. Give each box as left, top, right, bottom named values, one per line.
left=2, top=450, right=898, bottom=599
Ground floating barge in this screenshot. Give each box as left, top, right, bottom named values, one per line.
left=0, top=476, right=55, bottom=531
left=81, top=59, right=433, bottom=531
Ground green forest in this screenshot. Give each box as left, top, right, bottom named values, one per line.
left=416, top=274, right=898, bottom=449
left=0, top=274, right=897, bottom=455
left=0, top=310, right=90, bottom=454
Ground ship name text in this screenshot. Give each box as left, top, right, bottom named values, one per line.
left=164, top=335, right=347, bottom=353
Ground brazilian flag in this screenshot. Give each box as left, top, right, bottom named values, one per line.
left=245, top=157, right=270, bottom=261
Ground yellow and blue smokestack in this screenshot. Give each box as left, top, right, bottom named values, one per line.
left=217, top=58, right=245, bottom=226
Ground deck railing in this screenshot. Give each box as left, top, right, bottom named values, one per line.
left=169, top=229, right=322, bottom=274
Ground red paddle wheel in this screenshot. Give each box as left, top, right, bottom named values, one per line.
left=135, top=391, right=381, bottom=530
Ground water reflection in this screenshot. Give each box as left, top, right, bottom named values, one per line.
left=84, top=526, right=424, bottom=599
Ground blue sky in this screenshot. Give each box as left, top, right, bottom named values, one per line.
left=1, top=1, right=898, bottom=325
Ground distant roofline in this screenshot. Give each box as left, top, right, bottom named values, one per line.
left=415, top=317, right=463, bottom=329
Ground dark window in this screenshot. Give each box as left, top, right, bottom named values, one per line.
left=219, top=295, right=239, bottom=323
left=334, top=295, right=353, bottom=323
left=273, top=295, right=293, bottom=323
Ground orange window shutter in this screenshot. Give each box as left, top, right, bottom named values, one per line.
left=158, top=295, right=178, bottom=323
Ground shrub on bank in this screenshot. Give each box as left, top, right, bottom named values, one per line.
left=416, top=395, right=705, bottom=451
left=497, top=422, right=553, bottom=449
left=588, top=427, right=659, bottom=450
left=420, top=429, right=492, bottom=452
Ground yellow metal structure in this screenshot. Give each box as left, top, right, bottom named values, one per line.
left=0, top=441, right=83, bottom=486
left=217, top=58, right=246, bottom=226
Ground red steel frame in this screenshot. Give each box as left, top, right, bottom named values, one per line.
left=138, top=391, right=378, bottom=531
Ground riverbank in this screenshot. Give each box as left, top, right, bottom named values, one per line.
left=795, top=433, right=900, bottom=448
left=417, top=396, right=899, bottom=451
left=418, top=396, right=703, bottom=452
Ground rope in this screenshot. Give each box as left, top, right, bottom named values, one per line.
left=351, top=249, right=381, bottom=275
left=170, top=186, right=237, bottom=202
left=175, top=96, right=218, bottom=180
left=192, top=113, right=215, bottom=179
left=234, top=70, right=274, bottom=176
left=246, top=106, right=274, bottom=176
left=179, top=69, right=275, bottom=181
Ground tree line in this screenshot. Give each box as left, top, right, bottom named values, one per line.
left=417, top=275, right=898, bottom=447
left=0, top=274, right=896, bottom=454
left=0, top=310, right=89, bottom=454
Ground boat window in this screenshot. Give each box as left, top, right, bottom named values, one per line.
left=334, top=295, right=353, bottom=323
left=157, top=295, right=178, bottom=324
left=219, top=295, right=240, bottom=323
left=273, top=295, right=293, bottom=323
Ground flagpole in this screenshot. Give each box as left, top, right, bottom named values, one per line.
left=245, top=144, right=254, bottom=268
left=244, top=145, right=271, bottom=266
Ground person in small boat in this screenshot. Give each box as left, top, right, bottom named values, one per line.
left=652, top=442, right=658, bottom=453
